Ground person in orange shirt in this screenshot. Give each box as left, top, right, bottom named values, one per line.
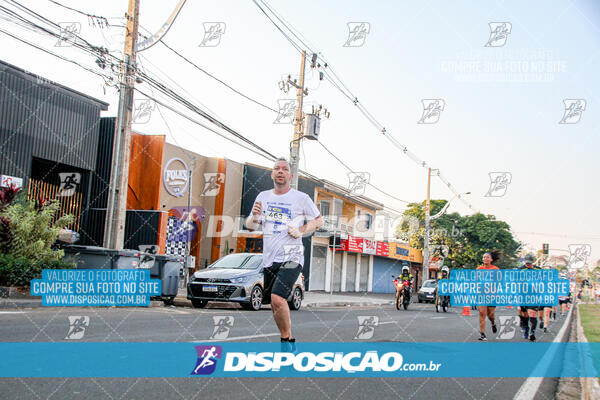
left=477, top=252, right=499, bottom=341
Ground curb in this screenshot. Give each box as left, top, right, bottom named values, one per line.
left=0, top=297, right=396, bottom=309
left=576, top=304, right=600, bottom=400
left=304, top=301, right=394, bottom=308
left=0, top=298, right=42, bottom=308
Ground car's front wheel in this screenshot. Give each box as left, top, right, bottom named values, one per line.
left=242, top=285, right=263, bottom=311
left=191, top=299, right=207, bottom=308
left=288, top=287, right=302, bottom=311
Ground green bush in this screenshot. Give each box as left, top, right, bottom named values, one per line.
left=1, top=196, right=73, bottom=264
left=0, top=254, right=75, bottom=287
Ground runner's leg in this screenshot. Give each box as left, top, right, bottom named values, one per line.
left=271, top=261, right=302, bottom=340
left=487, top=306, right=497, bottom=333
left=478, top=306, right=487, bottom=334
left=271, top=294, right=292, bottom=338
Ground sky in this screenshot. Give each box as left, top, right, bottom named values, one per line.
left=1, top=0, right=599, bottom=266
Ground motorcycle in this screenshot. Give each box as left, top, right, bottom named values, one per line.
left=435, top=288, right=450, bottom=313
left=393, top=276, right=411, bottom=310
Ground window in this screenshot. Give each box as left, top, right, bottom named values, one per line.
left=355, top=212, right=373, bottom=233
left=333, top=198, right=343, bottom=229
left=319, top=200, right=330, bottom=218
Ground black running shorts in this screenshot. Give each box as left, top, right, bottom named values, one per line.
left=264, top=261, right=302, bottom=300
left=520, top=306, right=540, bottom=312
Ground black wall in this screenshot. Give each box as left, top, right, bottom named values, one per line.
left=0, top=60, right=108, bottom=182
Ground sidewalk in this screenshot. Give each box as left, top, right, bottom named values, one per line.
left=302, top=291, right=394, bottom=308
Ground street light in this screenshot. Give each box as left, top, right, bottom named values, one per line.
left=423, top=191, right=470, bottom=281
left=430, top=192, right=471, bottom=221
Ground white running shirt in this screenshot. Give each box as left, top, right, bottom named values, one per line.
left=249, top=188, right=320, bottom=268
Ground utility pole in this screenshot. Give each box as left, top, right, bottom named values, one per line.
left=289, top=50, right=306, bottom=190
left=103, top=0, right=140, bottom=249
left=185, top=156, right=195, bottom=282
left=423, top=168, right=432, bottom=281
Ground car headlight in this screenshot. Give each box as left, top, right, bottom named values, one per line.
left=233, top=276, right=248, bottom=284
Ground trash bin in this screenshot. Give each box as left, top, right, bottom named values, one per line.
left=114, top=249, right=143, bottom=269
left=145, top=254, right=184, bottom=305
left=62, top=245, right=143, bottom=270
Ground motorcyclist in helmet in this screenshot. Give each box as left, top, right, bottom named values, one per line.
left=400, top=265, right=413, bottom=283
left=398, top=265, right=413, bottom=294
left=440, top=265, right=449, bottom=279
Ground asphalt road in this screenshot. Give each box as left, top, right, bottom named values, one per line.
left=0, top=301, right=571, bottom=400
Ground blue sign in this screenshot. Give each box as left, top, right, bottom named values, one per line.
left=30, top=269, right=161, bottom=306
left=0, top=342, right=597, bottom=378
left=438, top=269, right=569, bottom=306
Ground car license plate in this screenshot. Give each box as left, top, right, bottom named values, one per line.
left=203, top=285, right=218, bottom=292
left=427, top=294, right=434, bottom=297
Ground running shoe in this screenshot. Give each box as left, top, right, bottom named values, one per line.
left=478, top=333, right=487, bottom=341
left=523, top=326, right=530, bottom=340
left=491, top=323, right=497, bottom=334
left=529, top=333, right=536, bottom=342
left=280, top=337, right=297, bottom=352
left=540, top=321, right=544, bottom=329
left=544, top=327, right=547, bottom=333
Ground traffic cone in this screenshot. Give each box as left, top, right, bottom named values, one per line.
left=462, top=306, right=471, bottom=316
left=506, top=305, right=512, bottom=309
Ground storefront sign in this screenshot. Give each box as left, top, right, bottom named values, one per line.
left=362, top=239, right=376, bottom=255
left=163, top=158, right=189, bottom=198
left=376, top=241, right=389, bottom=257
left=337, top=235, right=420, bottom=262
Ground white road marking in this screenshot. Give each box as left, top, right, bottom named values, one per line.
left=191, top=332, right=281, bottom=342
left=0, top=311, right=26, bottom=314
left=513, top=305, right=573, bottom=400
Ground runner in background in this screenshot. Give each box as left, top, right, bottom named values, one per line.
left=477, top=252, right=499, bottom=341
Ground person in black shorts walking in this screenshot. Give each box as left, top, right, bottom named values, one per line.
left=246, top=158, right=323, bottom=344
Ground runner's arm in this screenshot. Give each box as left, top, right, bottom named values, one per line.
left=245, top=198, right=262, bottom=231
left=299, top=215, right=324, bottom=235
left=245, top=214, right=260, bottom=231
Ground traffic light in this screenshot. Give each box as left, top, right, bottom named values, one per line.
left=542, top=243, right=549, bottom=255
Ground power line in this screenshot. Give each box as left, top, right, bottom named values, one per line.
left=46, top=0, right=109, bottom=28
left=316, top=141, right=410, bottom=205
left=4, top=0, right=116, bottom=62
left=251, top=0, right=478, bottom=213
left=158, top=40, right=279, bottom=113
left=7, top=0, right=417, bottom=215
left=0, top=27, right=113, bottom=83
left=134, top=87, right=277, bottom=162
left=251, top=0, right=303, bottom=55
left=2, top=2, right=280, bottom=167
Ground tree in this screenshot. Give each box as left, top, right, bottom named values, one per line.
left=396, top=200, right=521, bottom=268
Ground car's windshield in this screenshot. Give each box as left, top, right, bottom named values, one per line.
left=209, top=254, right=262, bottom=269
left=422, top=280, right=436, bottom=288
